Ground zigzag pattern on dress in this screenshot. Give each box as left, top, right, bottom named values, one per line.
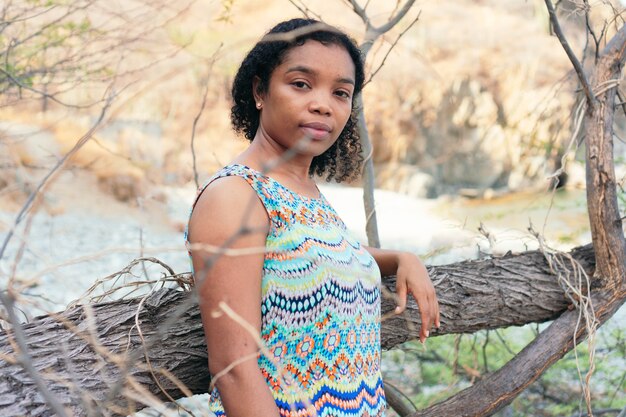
left=261, top=280, right=380, bottom=317
left=190, top=164, right=386, bottom=417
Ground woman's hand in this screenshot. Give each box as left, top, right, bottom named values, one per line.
left=364, top=246, right=440, bottom=344
left=393, top=252, right=440, bottom=343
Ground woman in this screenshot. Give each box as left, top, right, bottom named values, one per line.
left=187, top=18, right=440, bottom=417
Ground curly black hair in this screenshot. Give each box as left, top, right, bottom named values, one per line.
left=230, top=18, right=365, bottom=183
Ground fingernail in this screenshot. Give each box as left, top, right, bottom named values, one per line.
left=426, top=330, right=430, bottom=338
left=395, top=306, right=401, bottom=313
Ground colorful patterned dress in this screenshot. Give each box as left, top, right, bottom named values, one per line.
left=187, top=164, right=386, bottom=417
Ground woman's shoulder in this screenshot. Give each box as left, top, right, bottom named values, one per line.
left=193, top=163, right=260, bottom=208
left=188, top=174, right=270, bottom=243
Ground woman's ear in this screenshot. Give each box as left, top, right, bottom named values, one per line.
left=252, top=76, right=263, bottom=108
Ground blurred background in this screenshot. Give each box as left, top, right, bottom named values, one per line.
left=0, top=1, right=624, bottom=416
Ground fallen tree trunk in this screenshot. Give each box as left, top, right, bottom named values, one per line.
left=0, top=244, right=598, bottom=416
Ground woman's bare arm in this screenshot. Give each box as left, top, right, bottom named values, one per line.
left=188, top=177, right=280, bottom=417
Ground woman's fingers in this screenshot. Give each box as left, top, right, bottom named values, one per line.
left=416, top=292, right=432, bottom=343
left=419, top=303, right=430, bottom=343
left=410, top=285, right=439, bottom=343
left=394, top=252, right=441, bottom=342
left=394, top=279, right=407, bottom=314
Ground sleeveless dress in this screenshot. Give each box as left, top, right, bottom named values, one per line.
left=186, top=164, right=386, bottom=417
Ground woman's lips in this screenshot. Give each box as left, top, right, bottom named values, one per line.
left=300, top=122, right=331, bottom=140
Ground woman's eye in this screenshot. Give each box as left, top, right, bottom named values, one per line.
left=335, top=90, right=351, bottom=99
left=292, top=81, right=309, bottom=89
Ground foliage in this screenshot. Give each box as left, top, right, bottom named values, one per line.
left=0, top=0, right=186, bottom=107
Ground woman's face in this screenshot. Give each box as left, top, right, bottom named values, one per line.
left=253, top=40, right=355, bottom=159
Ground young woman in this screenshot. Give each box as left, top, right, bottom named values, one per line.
left=187, top=18, right=440, bottom=417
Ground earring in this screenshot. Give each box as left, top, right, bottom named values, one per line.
left=256, top=102, right=262, bottom=109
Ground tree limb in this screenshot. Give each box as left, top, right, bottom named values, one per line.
left=583, top=20, right=626, bottom=288
left=364, top=10, right=421, bottom=86
left=347, top=0, right=370, bottom=28
left=412, top=287, right=625, bottom=417
left=378, top=0, right=416, bottom=35
left=0, top=244, right=605, bottom=416
left=545, top=0, right=597, bottom=108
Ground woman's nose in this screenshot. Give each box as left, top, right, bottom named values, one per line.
left=308, top=94, right=332, bottom=116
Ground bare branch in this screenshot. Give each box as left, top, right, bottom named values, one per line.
left=364, top=10, right=421, bottom=86
left=347, top=0, right=370, bottom=27
left=544, top=0, right=596, bottom=107
left=583, top=0, right=600, bottom=63
left=0, top=291, right=70, bottom=417
left=0, top=66, right=98, bottom=109
left=385, top=382, right=417, bottom=416
left=190, top=63, right=214, bottom=190
left=349, top=0, right=419, bottom=248
left=616, top=89, right=626, bottom=119
left=363, top=0, right=372, bottom=13
left=349, top=0, right=417, bottom=38
left=287, top=0, right=323, bottom=20
left=0, top=89, right=114, bottom=262
left=378, top=0, right=416, bottom=34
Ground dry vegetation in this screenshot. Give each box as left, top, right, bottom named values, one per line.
left=0, top=0, right=595, bottom=204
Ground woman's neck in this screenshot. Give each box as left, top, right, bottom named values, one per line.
left=235, top=136, right=314, bottom=181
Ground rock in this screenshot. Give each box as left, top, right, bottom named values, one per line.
left=0, top=175, right=9, bottom=192
left=98, top=173, right=145, bottom=203
left=424, top=78, right=509, bottom=190
left=375, top=163, right=436, bottom=198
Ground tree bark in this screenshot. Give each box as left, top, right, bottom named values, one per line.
left=381, top=244, right=595, bottom=348
left=583, top=24, right=626, bottom=288
left=0, top=244, right=601, bottom=416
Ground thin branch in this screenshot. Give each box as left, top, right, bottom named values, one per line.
left=363, top=0, right=372, bottom=13
left=482, top=330, right=490, bottom=373
left=348, top=0, right=418, bottom=248
left=0, top=291, right=70, bottom=417
left=384, top=382, right=417, bottom=416
left=569, top=408, right=624, bottom=417
left=287, top=0, right=323, bottom=20
left=544, top=0, right=596, bottom=107
left=364, top=10, right=421, bottom=86
left=347, top=0, right=370, bottom=27
left=389, top=0, right=402, bottom=19
left=0, top=88, right=114, bottom=262
left=1, top=1, right=94, bottom=54
left=583, top=0, right=600, bottom=63
left=378, top=0, right=416, bottom=34
left=616, top=89, right=626, bottom=119
left=190, top=71, right=211, bottom=190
